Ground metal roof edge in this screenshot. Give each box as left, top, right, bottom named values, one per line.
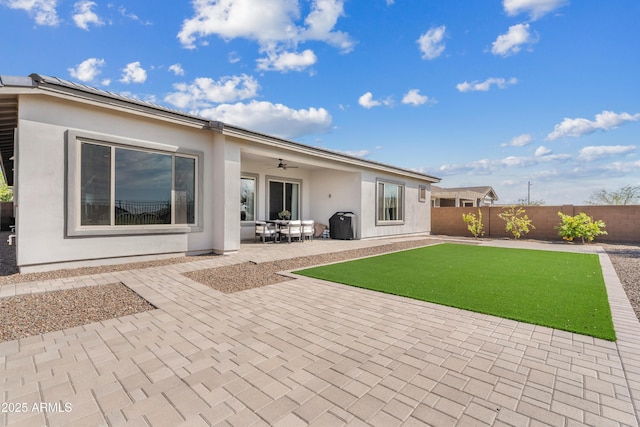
left=29, top=73, right=211, bottom=128
left=0, top=75, right=36, bottom=88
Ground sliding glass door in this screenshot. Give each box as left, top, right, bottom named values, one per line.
left=268, top=179, right=300, bottom=220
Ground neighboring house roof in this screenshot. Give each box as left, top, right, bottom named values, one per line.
left=0, top=73, right=440, bottom=185
left=432, top=185, right=499, bottom=202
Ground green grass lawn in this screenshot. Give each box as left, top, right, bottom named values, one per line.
left=295, top=243, right=616, bottom=341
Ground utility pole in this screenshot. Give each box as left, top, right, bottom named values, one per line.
left=527, top=181, right=532, bottom=205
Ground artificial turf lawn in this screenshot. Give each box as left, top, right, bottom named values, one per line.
left=295, top=243, right=616, bottom=341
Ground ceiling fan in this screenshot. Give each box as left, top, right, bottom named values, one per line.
left=272, top=159, right=298, bottom=170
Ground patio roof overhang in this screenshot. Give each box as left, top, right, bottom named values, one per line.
left=0, top=95, right=16, bottom=186
left=212, top=121, right=441, bottom=184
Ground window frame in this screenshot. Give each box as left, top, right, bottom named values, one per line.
left=66, top=130, right=203, bottom=237
left=418, top=185, right=427, bottom=203
left=376, top=179, right=405, bottom=225
left=266, top=176, right=302, bottom=221
left=240, top=173, right=258, bottom=223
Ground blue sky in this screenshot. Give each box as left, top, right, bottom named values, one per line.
left=1, top=0, right=639, bottom=204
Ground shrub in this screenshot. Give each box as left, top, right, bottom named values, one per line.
left=556, top=212, right=607, bottom=244
left=498, top=206, right=535, bottom=239
left=462, top=209, right=484, bottom=239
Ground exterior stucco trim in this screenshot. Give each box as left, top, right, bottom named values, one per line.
left=65, top=129, right=204, bottom=237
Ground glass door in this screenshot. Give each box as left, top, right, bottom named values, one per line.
left=268, top=180, right=300, bottom=220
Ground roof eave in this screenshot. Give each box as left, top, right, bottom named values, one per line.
left=214, top=122, right=441, bottom=183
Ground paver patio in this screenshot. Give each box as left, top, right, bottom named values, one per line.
left=1, top=236, right=640, bottom=426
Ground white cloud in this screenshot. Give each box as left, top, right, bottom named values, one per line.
left=299, top=0, right=353, bottom=51
left=578, top=145, right=636, bottom=162
left=491, top=23, right=537, bottom=56
left=546, top=110, right=640, bottom=140
left=402, top=89, right=429, bottom=106
left=168, top=64, right=185, bottom=76
left=358, top=92, right=392, bottom=109
left=162, top=73, right=331, bottom=139
left=165, top=75, right=259, bottom=109
left=386, top=0, right=394, bottom=5
left=358, top=92, right=379, bottom=109
left=198, top=101, right=332, bottom=139
left=439, top=159, right=495, bottom=176
left=72, top=1, right=103, bottom=30
left=120, top=62, right=147, bottom=84
left=334, top=149, right=370, bottom=158
left=2, top=0, right=58, bottom=25
left=117, top=6, right=151, bottom=25
left=177, top=0, right=354, bottom=54
left=502, top=133, right=532, bottom=147
left=534, top=146, right=551, bottom=156
left=603, top=160, right=640, bottom=174
left=257, top=49, right=317, bottom=72
left=68, top=58, right=105, bottom=82
left=503, top=0, right=568, bottom=20
left=228, top=52, right=241, bottom=64
left=456, top=77, right=517, bottom=92
left=438, top=151, right=570, bottom=176
left=417, top=25, right=446, bottom=60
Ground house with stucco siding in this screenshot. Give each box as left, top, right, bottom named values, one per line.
left=0, top=74, right=440, bottom=272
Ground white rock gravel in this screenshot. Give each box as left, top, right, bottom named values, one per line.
left=0, top=283, right=155, bottom=342
left=604, top=244, right=640, bottom=320
left=0, top=233, right=638, bottom=343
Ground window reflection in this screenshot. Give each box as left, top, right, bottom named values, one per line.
left=79, top=142, right=197, bottom=227
left=241, top=177, right=255, bottom=221
left=115, top=148, right=172, bottom=225
left=175, top=157, right=195, bottom=224
left=81, top=143, right=111, bottom=225
left=377, top=181, right=404, bottom=222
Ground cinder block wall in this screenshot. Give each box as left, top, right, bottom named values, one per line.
left=431, top=205, right=640, bottom=243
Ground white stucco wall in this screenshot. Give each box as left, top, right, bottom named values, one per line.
left=15, top=95, right=221, bottom=270
left=13, top=91, right=435, bottom=270
left=212, top=133, right=241, bottom=254
left=308, top=169, right=361, bottom=232
left=359, top=170, right=431, bottom=239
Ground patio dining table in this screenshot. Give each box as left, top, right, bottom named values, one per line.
left=265, top=220, right=289, bottom=242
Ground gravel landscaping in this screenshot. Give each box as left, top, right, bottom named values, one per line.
left=184, top=238, right=450, bottom=293
left=0, top=232, right=639, bottom=343
left=0, top=283, right=155, bottom=342
left=604, top=243, right=640, bottom=320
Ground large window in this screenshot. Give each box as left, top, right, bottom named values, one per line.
left=268, top=179, right=300, bottom=220
left=240, top=176, right=256, bottom=221
left=79, top=141, right=196, bottom=227
left=377, top=180, right=404, bottom=224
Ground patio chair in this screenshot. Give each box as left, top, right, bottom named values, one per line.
left=302, top=220, right=315, bottom=241
left=116, top=212, right=138, bottom=225
left=138, top=212, right=159, bottom=224
left=255, top=221, right=277, bottom=243
left=279, top=220, right=302, bottom=243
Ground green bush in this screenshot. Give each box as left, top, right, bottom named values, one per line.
left=462, top=209, right=484, bottom=239
left=556, top=212, right=607, bottom=244
left=498, top=206, right=535, bottom=239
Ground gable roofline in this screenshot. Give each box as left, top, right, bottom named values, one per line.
left=5, top=73, right=439, bottom=183
left=432, top=185, right=498, bottom=201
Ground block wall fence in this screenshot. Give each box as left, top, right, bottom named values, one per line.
left=431, top=205, right=640, bottom=244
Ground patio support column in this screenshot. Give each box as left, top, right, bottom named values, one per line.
left=211, top=132, right=241, bottom=254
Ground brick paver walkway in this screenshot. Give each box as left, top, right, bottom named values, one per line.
left=1, top=236, right=639, bottom=426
